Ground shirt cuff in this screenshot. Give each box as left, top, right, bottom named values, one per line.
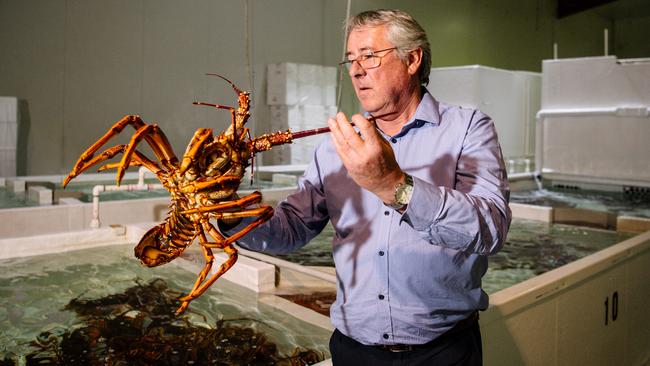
left=401, top=176, right=444, bottom=231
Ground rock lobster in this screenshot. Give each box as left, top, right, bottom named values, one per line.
left=63, top=74, right=332, bottom=313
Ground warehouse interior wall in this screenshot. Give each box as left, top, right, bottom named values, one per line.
left=0, top=0, right=647, bottom=175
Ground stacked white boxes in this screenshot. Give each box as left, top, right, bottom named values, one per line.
left=537, top=56, right=650, bottom=188
left=0, top=97, right=18, bottom=177
left=427, top=65, right=541, bottom=173
left=267, top=63, right=337, bottom=165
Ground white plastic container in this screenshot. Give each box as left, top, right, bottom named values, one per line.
left=0, top=97, right=18, bottom=177
left=537, top=56, right=650, bottom=188
left=427, top=65, right=541, bottom=162
left=267, top=63, right=337, bottom=106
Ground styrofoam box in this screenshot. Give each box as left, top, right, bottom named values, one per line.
left=542, top=56, right=650, bottom=109
left=267, top=63, right=299, bottom=106
left=0, top=97, right=17, bottom=124
left=28, top=185, right=53, bottom=205
left=0, top=122, right=17, bottom=149
left=541, top=114, right=650, bottom=184
left=270, top=104, right=337, bottom=132
left=290, top=144, right=316, bottom=165
left=427, top=65, right=541, bottom=158
left=267, top=63, right=337, bottom=106
left=265, top=144, right=292, bottom=165
left=0, top=148, right=16, bottom=177
left=0, top=97, right=18, bottom=151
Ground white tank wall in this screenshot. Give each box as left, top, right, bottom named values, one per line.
left=482, top=230, right=650, bottom=365
left=538, top=56, right=650, bottom=187
left=542, top=56, right=650, bottom=109
left=0, top=187, right=295, bottom=239
left=542, top=114, right=650, bottom=185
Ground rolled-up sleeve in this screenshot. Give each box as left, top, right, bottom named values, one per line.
left=403, top=111, right=511, bottom=255
left=232, top=155, right=330, bottom=254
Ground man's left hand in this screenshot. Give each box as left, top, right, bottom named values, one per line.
left=327, top=112, right=405, bottom=204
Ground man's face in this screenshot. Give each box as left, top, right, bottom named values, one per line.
left=345, top=25, right=412, bottom=116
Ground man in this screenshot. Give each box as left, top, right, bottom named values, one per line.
left=232, top=9, right=510, bottom=365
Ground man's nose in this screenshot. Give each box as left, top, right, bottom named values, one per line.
left=348, top=61, right=366, bottom=77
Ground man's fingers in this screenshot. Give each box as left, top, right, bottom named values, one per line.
left=334, top=112, right=366, bottom=150
left=350, top=113, right=374, bottom=131
left=351, top=114, right=383, bottom=146
left=327, top=117, right=354, bottom=165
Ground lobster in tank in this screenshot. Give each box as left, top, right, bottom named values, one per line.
left=62, top=74, right=333, bottom=314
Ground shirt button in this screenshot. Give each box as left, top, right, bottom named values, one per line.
left=390, top=138, right=397, bottom=143
left=384, top=211, right=389, bottom=216
left=378, top=294, right=385, bottom=300
left=378, top=250, right=385, bottom=256
left=383, top=333, right=389, bottom=339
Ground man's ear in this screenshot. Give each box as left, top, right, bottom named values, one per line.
left=406, top=48, right=423, bottom=76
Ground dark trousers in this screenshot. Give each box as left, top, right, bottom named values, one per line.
left=329, top=319, right=482, bottom=366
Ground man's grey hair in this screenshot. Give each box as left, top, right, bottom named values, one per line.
left=345, top=9, right=432, bottom=86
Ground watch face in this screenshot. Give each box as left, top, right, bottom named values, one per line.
left=396, top=182, right=413, bottom=205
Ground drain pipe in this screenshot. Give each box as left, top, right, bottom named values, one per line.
left=91, top=183, right=164, bottom=228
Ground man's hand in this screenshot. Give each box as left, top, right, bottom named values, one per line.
left=327, top=112, right=405, bottom=204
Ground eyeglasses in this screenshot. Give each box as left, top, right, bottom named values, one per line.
left=339, top=47, right=398, bottom=70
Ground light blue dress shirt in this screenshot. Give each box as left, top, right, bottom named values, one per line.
left=235, top=91, right=511, bottom=346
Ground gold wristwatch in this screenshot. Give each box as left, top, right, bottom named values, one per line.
left=387, top=173, right=413, bottom=210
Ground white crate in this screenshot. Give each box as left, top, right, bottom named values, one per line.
left=28, top=185, right=53, bottom=205
left=0, top=97, right=18, bottom=151
left=541, top=56, right=650, bottom=109
left=269, top=104, right=301, bottom=131
left=0, top=148, right=16, bottom=177
left=267, top=63, right=299, bottom=105
left=0, top=121, right=17, bottom=149
left=267, top=63, right=337, bottom=106
left=6, top=178, right=24, bottom=193
left=537, top=56, right=650, bottom=186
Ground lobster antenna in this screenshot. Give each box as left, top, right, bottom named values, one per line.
left=205, top=73, right=243, bottom=95
left=202, top=73, right=243, bottom=145
left=247, top=129, right=254, bottom=186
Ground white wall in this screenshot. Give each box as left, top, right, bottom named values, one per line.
left=0, top=0, right=349, bottom=175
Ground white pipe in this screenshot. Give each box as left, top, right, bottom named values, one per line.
left=535, top=111, right=544, bottom=179
left=604, top=28, right=609, bottom=56
left=137, top=166, right=149, bottom=186
left=91, top=183, right=165, bottom=229
left=536, top=106, right=650, bottom=119
left=553, top=42, right=558, bottom=59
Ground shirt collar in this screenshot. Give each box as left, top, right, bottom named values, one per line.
left=411, top=89, right=441, bottom=126
left=391, top=89, right=441, bottom=138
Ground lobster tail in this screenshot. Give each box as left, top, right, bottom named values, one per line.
left=134, top=208, right=196, bottom=267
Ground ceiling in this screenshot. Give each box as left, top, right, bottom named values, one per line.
left=558, top=0, right=650, bottom=19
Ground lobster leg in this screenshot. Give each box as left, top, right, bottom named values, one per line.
left=117, top=124, right=166, bottom=184
left=179, top=175, right=241, bottom=194
left=177, top=206, right=273, bottom=305
left=180, top=190, right=263, bottom=215
left=175, top=229, right=216, bottom=314
left=176, top=220, right=237, bottom=305
left=98, top=149, right=165, bottom=177
left=63, top=115, right=178, bottom=186
left=179, top=128, right=213, bottom=176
